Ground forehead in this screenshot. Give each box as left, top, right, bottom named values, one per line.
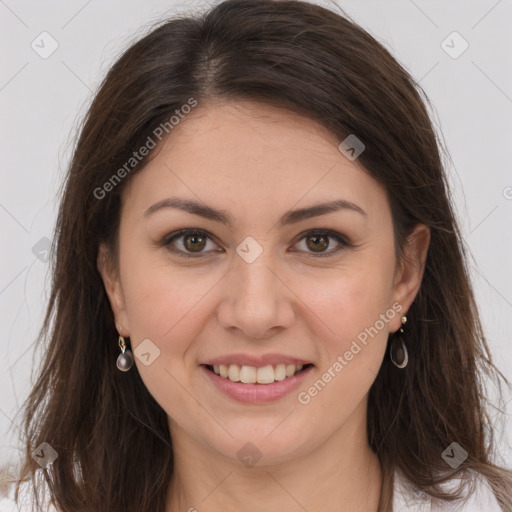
left=122, top=100, right=389, bottom=226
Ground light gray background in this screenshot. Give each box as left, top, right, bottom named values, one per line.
left=1, top=0, right=511, bottom=475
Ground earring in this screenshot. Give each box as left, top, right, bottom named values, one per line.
left=390, top=315, right=408, bottom=369
left=116, top=335, right=134, bottom=372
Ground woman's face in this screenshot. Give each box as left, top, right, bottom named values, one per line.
left=99, top=100, right=429, bottom=466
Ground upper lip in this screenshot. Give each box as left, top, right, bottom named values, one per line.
left=203, top=353, right=313, bottom=367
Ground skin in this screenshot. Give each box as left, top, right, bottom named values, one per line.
left=98, top=99, right=430, bottom=512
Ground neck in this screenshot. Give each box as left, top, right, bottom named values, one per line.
left=165, top=407, right=382, bottom=512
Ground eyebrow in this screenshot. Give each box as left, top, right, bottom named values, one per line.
left=143, top=197, right=366, bottom=227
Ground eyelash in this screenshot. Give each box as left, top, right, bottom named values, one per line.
left=159, top=228, right=353, bottom=259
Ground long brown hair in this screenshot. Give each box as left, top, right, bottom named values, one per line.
left=8, top=1, right=512, bottom=510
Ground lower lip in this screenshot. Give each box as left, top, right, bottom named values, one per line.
left=201, top=365, right=314, bottom=404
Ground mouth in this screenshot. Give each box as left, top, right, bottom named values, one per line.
left=201, top=362, right=315, bottom=404
left=203, top=363, right=314, bottom=385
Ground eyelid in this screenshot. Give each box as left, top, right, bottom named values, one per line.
left=160, top=228, right=220, bottom=258
left=160, top=228, right=352, bottom=258
left=290, top=228, right=353, bottom=257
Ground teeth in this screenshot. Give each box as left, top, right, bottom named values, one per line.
left=240, top=365, right=256, bottom=383
left=273, top=364, right=286, bottom=382
left=257, top=365, right=275, bottom=384
left=210, top=363, right=306, bottom=384
left=228, top=365, right=240, bottom=382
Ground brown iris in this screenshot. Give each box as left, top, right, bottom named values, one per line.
left=184, top=233, right=207, bottom=252
left=306, top=234, right=329, bottom=252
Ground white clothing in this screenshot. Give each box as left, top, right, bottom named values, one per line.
left=392, top=468, right=503, bottom=511
left=0, top=469, right=503, bottom=511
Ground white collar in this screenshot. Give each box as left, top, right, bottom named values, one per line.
left=392, top=467, right=502, bottom=512
left=393, top=468, right=432, bottom=511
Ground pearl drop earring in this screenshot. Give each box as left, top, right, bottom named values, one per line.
left=116, top=335, right=134, bottom=372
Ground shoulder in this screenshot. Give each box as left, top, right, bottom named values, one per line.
left=393, top=468, right=503, bottom=512
left=0, top=478, right=57, bottom=512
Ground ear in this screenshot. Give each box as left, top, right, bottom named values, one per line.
left=97, top=242, right=131, bottom=336
left=389, top=223, right=430, bottom=332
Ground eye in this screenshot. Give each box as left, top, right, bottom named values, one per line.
left=292, top=229, right=351, bottom=257
left=160, top=228, right=352, bottom=258
left=162, top=229, right=220, bottom=258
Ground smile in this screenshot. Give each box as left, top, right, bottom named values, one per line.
left=206, top=363, right=312, bottom=385
left=201, top=363, right=314, bottom=404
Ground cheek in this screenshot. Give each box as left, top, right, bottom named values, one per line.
left=117, top=250, right=216, bottom=417
left=296, top=254, right=395, bottom=398
left=120, top=247, right=215, bottom=343
left=305, top=255, right=395, bottom=344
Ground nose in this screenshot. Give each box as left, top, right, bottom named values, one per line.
left=216, top=249, right=296, bottom=339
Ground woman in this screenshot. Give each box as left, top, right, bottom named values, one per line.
left=2, top=0, right=511, bottom=510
